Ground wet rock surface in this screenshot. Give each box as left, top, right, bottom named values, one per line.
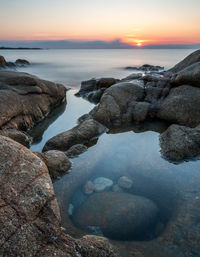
left=43, top=118, right=107, bottom=152
left=73, top=192, right=159, bottom=240
left=0, top=55, right=30, bottom=69
left=0, top=128, right=32, bottom=147
left=35, top=150, right=72, bottom=180
left=65, top=143, right=87, bottom=158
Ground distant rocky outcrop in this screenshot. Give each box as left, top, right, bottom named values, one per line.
left=0, top=55, right=30, bottom=69
left=124, top=64, right=164, bottom=72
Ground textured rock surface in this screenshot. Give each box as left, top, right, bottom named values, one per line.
left=0, top=136, right=118, bottom=257
left=172, top=62, right=200, bottom=87
left=35, top=150, right=72, bottom=180
left=73, top=192, right=158, bottom=240
left=160, top=124, right=200, bottom=161
left=0, top=56, right=6, bottom=68
left=43, top=119, right=106, bottom=152
left=65, top=143, right=87, bottom=158
left=157, top=85, right=200, bottom=127
left=0, top=70, right=66, bottom=130
left=0, top=128, right=32, bottom=147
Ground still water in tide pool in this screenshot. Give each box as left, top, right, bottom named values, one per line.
left=1, top=48, right=200, bottom=256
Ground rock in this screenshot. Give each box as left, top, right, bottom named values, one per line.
left=144, top=87, right=163, bottom=103
left=157, top=85, right=200, bottom=127
left=68, top=203, right=74, bottom=216
left=0, top=135, right=118, bottom=257
left=160, top=124, right=200, bottom=161
left=65, top=143, right=87, bottom=158
left=85, top=226, right=104, bottom=236
left=172, top=62, right=200, bottom=87
left=118, top=176, right=133, bottom=189
left=72, top=192, right=159, bottom=240
left=15, top=59, right=30, bottom=66
left=0, top=128, right=32, bottom=147
left=90, top=82, right=145, bottom=126
left=125, top=64, right=164, bottom=72
left=83, top=180, right=95, bottom=195
left=0, top=56, right=6, bottom=68
left=93, top=177, right=113, bottom=192
left=75, top=77, right=119, bottom=103
left=35, top=150, right=72, bottom=180
left=43, top=119, right=107, bottom=152
left=112, top=184, right=123, bottom=193
left=0, top=70, right=66, bottom=130
left=168, top=49, right=200, bottom=73
left=132, top=101, right=150, bottom=122
left=121, top=73, right=143, bottom=81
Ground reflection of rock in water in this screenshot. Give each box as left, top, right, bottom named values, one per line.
left=28, top=100, right=67, bottom=143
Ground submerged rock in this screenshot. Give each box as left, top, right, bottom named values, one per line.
left=73, top=192, right=159, bottom=240
left=35, top=150, right=72, bottom=180
left=43, top=119, right=107, bottom=152
left=160, top=124, right=200, bottom=161
left=83, top=180, right=95, bottom=195
left=93, top=177, right=113, bottom=192
left=118, top=176, right=133, bottom=189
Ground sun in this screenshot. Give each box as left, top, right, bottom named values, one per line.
left=136, top=42, right=142, bottom=47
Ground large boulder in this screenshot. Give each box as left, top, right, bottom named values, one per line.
left=157, top=85, right=200, bottom=127
left=43, top=119, right=107, bottom=152
left=0, top=70, right=66, bottom=130
left=73, top=192, right=158, bottom=240
left=90, top=82, right=145, bottom=126
left=172, top=62, right=200, bottom=87
left=168, top=49, right=200, bottom=73
left=0, top=136, right=118, bottom=257
left=160, top=124, right=200, bottom=161
left=35, top=150, right=72, bottom=179
left=15, top=59, right=30, bottom=66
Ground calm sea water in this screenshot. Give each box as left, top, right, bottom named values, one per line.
left=1, top=48, right=200, bottom=256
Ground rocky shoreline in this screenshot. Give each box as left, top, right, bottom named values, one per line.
left=1, top=50, right=200, bottom=256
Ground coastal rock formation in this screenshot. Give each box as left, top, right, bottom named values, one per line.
left=35, top=150, right=72, bottom=180
left=43, top=119, right=107, bottom=152
left=72, top=192, right=159, bottom=240
left=0, top=136, right=118, bottom=257
left=0, top=55, right=30, bottom=69
left=118, top=176, right=133, bottom=189
left=65, top=143, right=87, bottom=158
left=0, top=70, right=66, bottom=131
left=75, top=77, right=119, bottom=103
left=160, top=124, right=200, bottom=161
left=125, top=64, right=164, bottom=72
left=93, top=177, right=113, bottom=192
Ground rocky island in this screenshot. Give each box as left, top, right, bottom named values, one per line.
left=1, top=49, right=200, bottom=257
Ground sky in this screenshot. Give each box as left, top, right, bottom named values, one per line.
left=0, top=0, right=200, bottom=47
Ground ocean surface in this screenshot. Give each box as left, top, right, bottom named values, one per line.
left=1, top=48, right=200, bottom=256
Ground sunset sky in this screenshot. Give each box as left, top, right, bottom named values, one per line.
left=0, top=0, right=200, bottom=47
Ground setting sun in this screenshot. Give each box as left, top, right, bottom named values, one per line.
left=136, top=42, right=142, bottom=47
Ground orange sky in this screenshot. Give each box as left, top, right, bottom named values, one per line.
left=0, top=0, right=200, bottom=46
